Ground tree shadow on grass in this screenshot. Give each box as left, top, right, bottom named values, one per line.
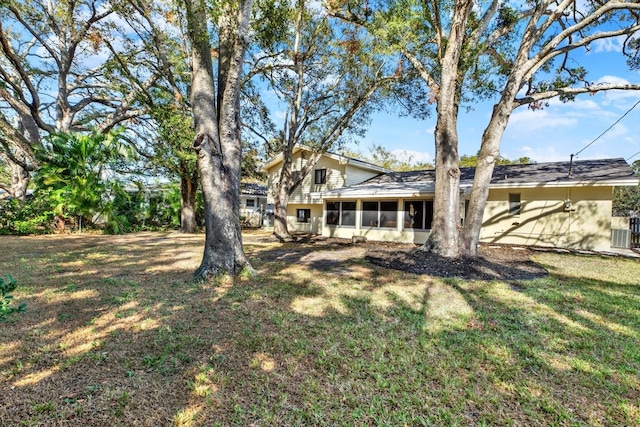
left=437, top=272, right=640, bottom=426
left=2, top=233, right=639, bottom=426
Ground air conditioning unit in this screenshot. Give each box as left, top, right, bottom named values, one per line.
left=611, top=229, right=630, bottom=248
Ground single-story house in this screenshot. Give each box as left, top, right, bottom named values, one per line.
left=240, top=182, right=272, bottom=227
left=264, top=147, right=639, bottom=251
left=240, top=182, right=269, bottom=214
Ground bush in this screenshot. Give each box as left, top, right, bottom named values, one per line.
left=0, top=197, right=55, bottom=235
left=0, top=274, right=26, bottom=321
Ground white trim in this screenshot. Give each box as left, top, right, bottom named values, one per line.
left=487, top=179, right=639, bottom=189
left=262, top=145, right=391, bottom=174
left=315, top=178, right=638, bottom=200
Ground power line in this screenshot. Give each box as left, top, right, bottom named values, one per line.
left=627, top=150, right=640, bottom=162
left=574, top=98, right=640, bottom=158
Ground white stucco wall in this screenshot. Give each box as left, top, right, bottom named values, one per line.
left=317, top=186, right=614, bottom=251
left=478, top=186, right=613, bottom=251
left=286, top=203, right=324, bottom=234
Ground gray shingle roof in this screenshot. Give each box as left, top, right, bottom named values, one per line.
left=320, top=158, right=638, bottom=198
left=240, top=183, right=267, bottom=196
left=362, top=158, right=637, bottom=186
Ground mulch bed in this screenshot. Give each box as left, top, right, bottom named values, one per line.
left=365, top=244, right=549, bottom=281
left=252, top=231, right=549, bottom=281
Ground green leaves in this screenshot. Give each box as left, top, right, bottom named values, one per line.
left=33, top=130, right=130, bottom=226
left=0, top=274, right=26, bottom=321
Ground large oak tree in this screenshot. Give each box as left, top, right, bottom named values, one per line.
left=333, top=0, right=640, bottom=257
left=0, top=0, right=164, bottom=198
left=184, top=0, right=255, bottom=279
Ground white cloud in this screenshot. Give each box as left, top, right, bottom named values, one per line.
left=588, top=122, right=629, bottom=142
left=549, top=97, right=601, bottom=113
left=589, top=75, right=640, bottom=104
left=592, top=36, right=625, bottom=54
left=517, top=145, right=568, bottom=163
left=390, top=149, right=433, bottom=165
left=594, top=75, right=630, bottom=85
left=507, top=109, right=578, bottom=131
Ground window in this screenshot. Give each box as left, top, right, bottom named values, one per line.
left=509, top=193, right=521, bottom=215
left=362, top=201, right=378, bottom=227
left=380, top=201, right=398, bottom=228
left=361, top=200, right=399, bottom=228
left=314, top=169, right=327, bottom=184
left=326, top=202, right=339, bottom=225
left=404, top=200, right=434, bottom=230
left=246, top=199, right=255, bottom=208
left=341, top=202, right=356, bottom=226
left=296, top=209, right=311, bottom=223
left=325, top=201, right=356, bottom=226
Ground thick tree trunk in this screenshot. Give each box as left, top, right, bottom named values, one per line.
left=179, top=168, right=198, bottom=233
left=7, top=115, right=40, bottom=200
left=423, top=113, right=461, bottom=257
left=273, top=185, right=292, bottom=239
left=9, top=153, right=30, bottom=200
left=185, top=0, right=254, bottom=281
left=421, top=0, right=474, bottom=258
left=461, top=79, right=522, bottom=257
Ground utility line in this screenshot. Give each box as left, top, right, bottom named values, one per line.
left=573, top=98, right=640, bottom=158
left=627, top=149, right=640, bottom=162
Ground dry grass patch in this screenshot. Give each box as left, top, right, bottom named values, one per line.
left=1, top=231, right=639, bottom=426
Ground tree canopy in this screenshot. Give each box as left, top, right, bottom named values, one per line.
left=330, top=0, right=640, bottom=257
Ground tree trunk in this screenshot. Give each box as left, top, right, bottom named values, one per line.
left=7, top=115, right=40, bottom=200
left=423, top=111, right=461, bottom=257
left=56, top=215, right=66, bottom=233
left=421, top=0, right=474, bottom=258
left=273, top=148, right=295, bottom=240
left=461, top=78, right=522, bottom=256
left=273, top=185, right=292, bottom=239
left=185, top=0, right=254, bottom=281
left=9, top=153, right=30, bottom=200
left=179, top=168, right=198, bottom=233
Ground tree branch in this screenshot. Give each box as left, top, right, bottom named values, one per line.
left=403, top=49, right=440, bottom=96
left=514, top=83, right=640, bottom=108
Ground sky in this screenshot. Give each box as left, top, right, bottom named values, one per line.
left=344, top=38, right=640, bottom=166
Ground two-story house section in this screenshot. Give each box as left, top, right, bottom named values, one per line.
left=263, top=146, right=391, bottom=234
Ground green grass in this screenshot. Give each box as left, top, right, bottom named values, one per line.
left=0, top=232, right=638, bottom=426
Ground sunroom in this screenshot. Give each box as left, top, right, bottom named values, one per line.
left=322, top=197, right=453, bottom=244
left=317, top=177, right=451, bottom=244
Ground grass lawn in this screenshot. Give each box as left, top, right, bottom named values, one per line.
left=0, top=231, right=639, bottom=426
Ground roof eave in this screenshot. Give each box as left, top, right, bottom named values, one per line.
left=488, top=178, right=639, bottom=189
left=262, top=145, right=392, bottom=174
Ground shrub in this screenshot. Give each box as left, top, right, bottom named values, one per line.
left=0, top=274, right=26, bottom=321
left=0, top=198, right=55, bottom=235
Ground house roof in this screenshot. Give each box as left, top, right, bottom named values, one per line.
left=319, top=158, right=639, bottom=199
left=262, top=146, right=391, bottom=174
left=240, top=182, right=267, bottom=197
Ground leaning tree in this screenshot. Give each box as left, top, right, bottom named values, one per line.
left=249, top=0, right=400, bottom=240
left=461, top=0, right=640, bottom=256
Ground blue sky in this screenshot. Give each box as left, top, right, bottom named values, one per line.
left=347, top=38, right=640, bottom=166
